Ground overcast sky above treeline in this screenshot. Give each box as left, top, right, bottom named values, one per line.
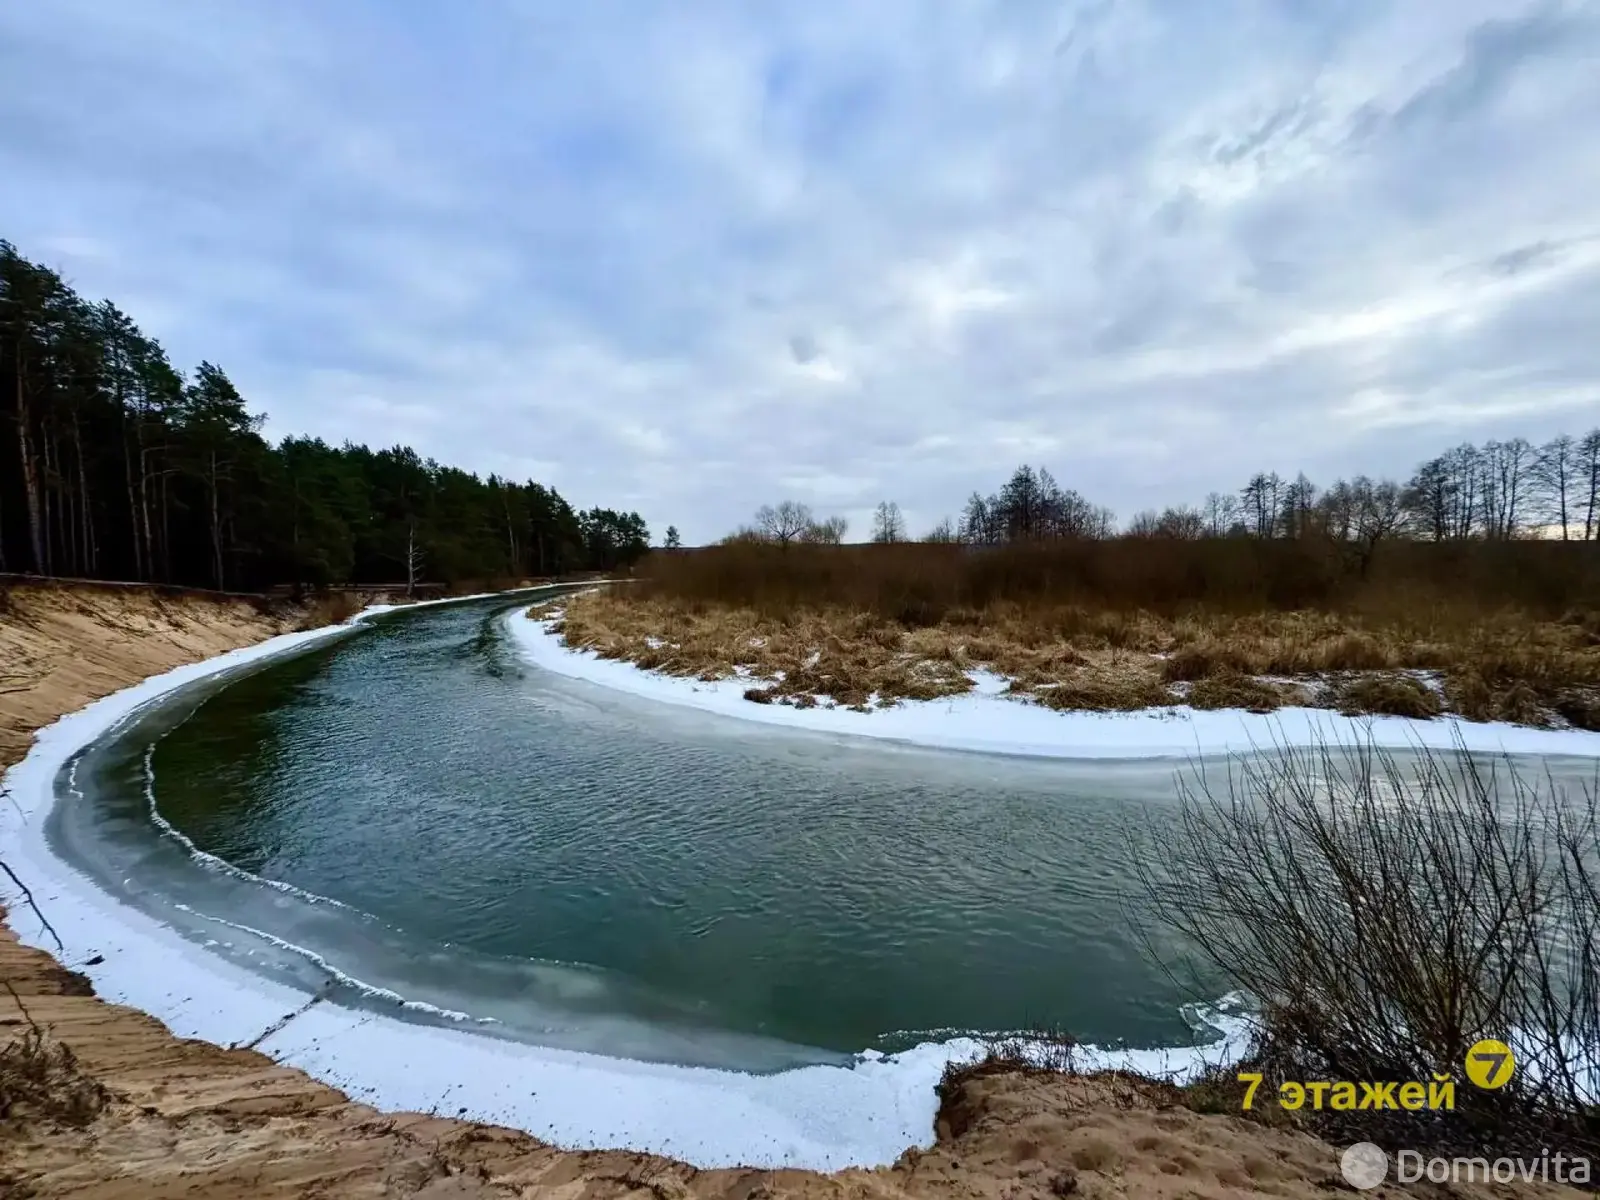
left=3, top=1, right=1597, bottom=544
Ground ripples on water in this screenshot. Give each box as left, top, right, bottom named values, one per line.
left=57, top=593, right=1584, bottom=1069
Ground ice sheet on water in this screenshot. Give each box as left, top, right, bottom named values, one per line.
left=2, top=598, right=1272, bottom=1169
left=507, top=608, right=1600, bottom=761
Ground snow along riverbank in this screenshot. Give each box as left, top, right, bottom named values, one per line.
left=508, top=605, right=1600, bottom=760
left=2, top=591, right=1251, bottom=1171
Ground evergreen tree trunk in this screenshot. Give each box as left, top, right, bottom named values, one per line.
left=290, top=474, right=302, bottom=585
left=41, top=423, right=59, bottom=574
left=502, top=490, right=517, bottom=575
left=59, top=432, right=79, bottom=575
left=159, top=466, right=171, bottom=581
left=119, top=381, right=144, bottom=579
left=0, top=239, right=647, bottom=592
left=75, top=414, right=96, bottom=573
left=16, top=358, right=47, bottom=573
left=121, top=437, right=142, bottom=578
left=209, top=449, right=224, bottom=590
left=138, top=430, right=156, bottom=581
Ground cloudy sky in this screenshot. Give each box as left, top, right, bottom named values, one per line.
left=2, top=1, right=1597, bottom=543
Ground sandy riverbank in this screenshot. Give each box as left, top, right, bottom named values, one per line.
left=3, top=578, right=1578, bottom=1199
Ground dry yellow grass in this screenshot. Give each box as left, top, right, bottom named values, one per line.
left=1185, top=672, right=1307, bottom=713
left=536, top=591, right=1600, bottom=728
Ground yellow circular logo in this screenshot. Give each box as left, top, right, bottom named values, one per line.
left=1465, top=1039, right=1516, bottom=1090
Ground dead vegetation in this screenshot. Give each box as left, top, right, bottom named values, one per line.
left=937, top=1035, right=1290, bottom=1136
left=1132, top=739, right=1600, bottom=1162
left=292, top=589, right=368, bottom=629
left=1331, top=673, right=1442, bottom=719
left=539, top=588, right=1600, bottom=727
left=539, top=538, right=1600, bottom=726
left=1186, top=673, right=1301, bottom=714
left=943, top=739, right=1600, bottom=1164
left=1, top=987, right=109, bottom=1129
left=6, top=577, right=1597, bottom=1197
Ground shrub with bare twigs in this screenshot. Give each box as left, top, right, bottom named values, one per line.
left=1131, top=737, right=1600, bottom=1157
left=1, top=988, right=108, bottom=1128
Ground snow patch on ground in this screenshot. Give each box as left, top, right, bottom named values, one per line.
left=509, top=608, right=1600, bottom=760
left=0, top=590, right=1251, bottom=1171
left=967, top=669, right=1012, bottom=697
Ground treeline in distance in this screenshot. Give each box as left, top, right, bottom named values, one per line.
left=740, top=435, right=1600, bottom=552
left=1, top=240, right=649, bottom=592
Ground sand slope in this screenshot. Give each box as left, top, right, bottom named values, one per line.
left=1, top=578, right=1582, bottom=1199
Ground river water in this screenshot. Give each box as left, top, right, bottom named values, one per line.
left=50, top=591, right=1586, bottom=1073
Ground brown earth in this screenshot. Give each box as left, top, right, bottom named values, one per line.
left=1, top=578, right=1582, bottom=1199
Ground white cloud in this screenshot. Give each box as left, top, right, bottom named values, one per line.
left=2, top=0, right=1598, bottom=541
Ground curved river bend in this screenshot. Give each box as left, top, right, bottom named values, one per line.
left=48, top=592, right=1593, bottom=1074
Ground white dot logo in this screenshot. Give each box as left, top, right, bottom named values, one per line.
left=1341, top=1142, right=1387, bottom=1190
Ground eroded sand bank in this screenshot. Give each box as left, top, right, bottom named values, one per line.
left=3, top=579, right=1576, bottom=1199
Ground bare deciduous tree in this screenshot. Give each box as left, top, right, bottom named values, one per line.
left=1280, top=473, right=1317, bottom=539
left=1160, top=504, right=1206, bottom=539
left=1578, top=428, right=1600, bottom=541
left=1352, top=475, right=1403, bottom=575
left=1318, top=479, right=1357, bottom=541
left=799, top=514, right=848, bottom=544
left=718, top=428, right=1600, bottom=558
left=1534, top=434, right=1577, bottom=540
left=959, top=492, right=996, bottom=544
left=404, top=519, right=424, bottom=596
left=1482, top=436, right=1536, bottom=539
left=754, top=500, right=814, bottom=546
left=1447, top=442, right=1484, bottom=538
left=1126, top=509, right=1161, bottom=537
left=1129, top=506, right=1204, bottom=538
left=1240, top=471, right=1282, bottom=537
left=1202, top=491, right=1240, bottom=536
left=871, top=501, right=906, bottom=543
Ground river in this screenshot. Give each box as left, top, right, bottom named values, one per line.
left=49, top=590, right=1586, bottom=1074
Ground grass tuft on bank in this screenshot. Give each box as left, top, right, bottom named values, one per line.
left=529, top=539, right=1600, bottom=726
left=536, top=587, right=1600, bottom=727
left=0, top=1003, right=108, bottom=1128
